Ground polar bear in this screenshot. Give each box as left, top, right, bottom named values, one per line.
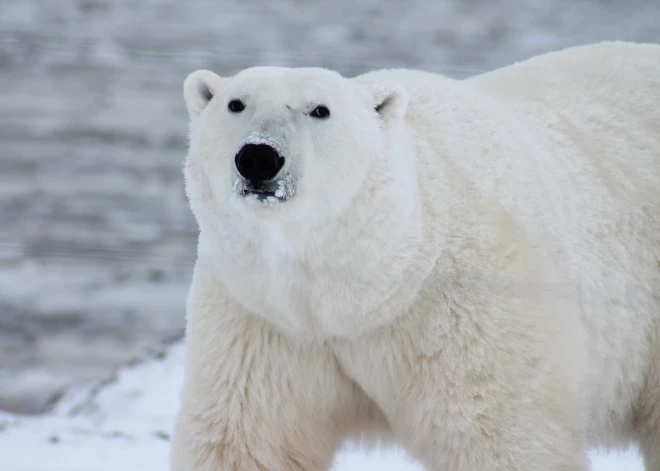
left=171, top=42, right=660, bottom=471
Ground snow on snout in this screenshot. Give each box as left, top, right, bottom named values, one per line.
left=238, top=132, right=286, bottom=157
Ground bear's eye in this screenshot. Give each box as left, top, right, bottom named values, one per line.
left=310, top=105, right=330, bottom=119
left=228, top=99, right=245, bottom=113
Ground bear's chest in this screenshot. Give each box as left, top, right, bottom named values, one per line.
left=217, top=243, right=434, bottom=340
left=218, top=256, right=324, bottom=337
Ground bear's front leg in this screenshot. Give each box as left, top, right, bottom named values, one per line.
left=171, top=262, right=381, bottom=471
left=334, top=282, right=591, bottom=471
left=389, top=344, right=590, bottom=471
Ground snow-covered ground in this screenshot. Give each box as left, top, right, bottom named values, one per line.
left=0, top=341, right=644, bottom=471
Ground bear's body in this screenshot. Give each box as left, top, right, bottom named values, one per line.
left=172, top=42, right=660, bottom=470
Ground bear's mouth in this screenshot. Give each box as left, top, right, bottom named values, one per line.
left=241, top=187, right=279, bottom=203
left=233, top=174, right=296, bottom=205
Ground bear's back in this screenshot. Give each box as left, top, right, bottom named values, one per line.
left=469, top=41, right=660, bottom=199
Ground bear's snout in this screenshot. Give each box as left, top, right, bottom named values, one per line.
left=235, top=144, right=285, bottom=185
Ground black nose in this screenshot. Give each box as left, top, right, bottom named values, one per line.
left=235, top=144, right=285, bottom=184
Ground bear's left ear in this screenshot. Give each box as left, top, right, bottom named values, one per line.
left=366, top=82, right=409, bottom=121
left=183, top=70, right=227, bottom=119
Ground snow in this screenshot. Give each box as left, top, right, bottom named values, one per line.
left=0, top=341, right=644, bottom=471
left=239, top=132, right=286, bottom=156
left=274, top=175, right=296, bottom=200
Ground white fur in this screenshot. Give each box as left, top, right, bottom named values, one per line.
left=172, top=42, right=660, bottom=471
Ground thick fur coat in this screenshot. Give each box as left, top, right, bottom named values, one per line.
left=172, top=42, right=660, bottom=471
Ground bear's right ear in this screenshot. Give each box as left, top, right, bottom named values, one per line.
left=365, top=82, right=409, bottom=121
left=183, top=70, right=226, bottom=119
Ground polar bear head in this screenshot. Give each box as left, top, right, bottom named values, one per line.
left=183, top=67, right=410, bottom=240
left=182, top=66, right=427, bottom=336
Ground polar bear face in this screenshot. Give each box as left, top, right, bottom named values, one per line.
left=183, top=66, right=409, bottom=236
left=183, top=66, right=422, bottom=336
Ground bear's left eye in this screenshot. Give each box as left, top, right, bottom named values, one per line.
left=310, top=105, right=330, bottom=119
left=228, top=99, right=245, bottom=113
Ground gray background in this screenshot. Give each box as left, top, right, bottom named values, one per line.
left=1, top=0, right=659, bottom=413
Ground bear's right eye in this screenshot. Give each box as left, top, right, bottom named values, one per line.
left=310, top=105, right=330, bottom=119
left=228, top=99, right=245, bottom=113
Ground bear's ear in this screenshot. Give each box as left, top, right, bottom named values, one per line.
left=367, top=82, right=409, bottom=121
left=183, top=70, right=226, bottom=118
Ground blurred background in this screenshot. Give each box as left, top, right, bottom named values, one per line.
left=1, top=0, right=659, bottom=416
